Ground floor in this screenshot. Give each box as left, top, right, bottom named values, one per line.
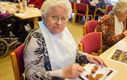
left=0, top=22, right=84, bottom=80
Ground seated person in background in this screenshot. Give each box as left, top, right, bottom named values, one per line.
left=96, top=0, right=112, bottom=12
left=95, top=0, right=108, bottom=19
left=81, top=0, right=104, bottom=19
left=28, top=0, right=45, bottom=9
left=96, top=0, right=107, bottom=9
left=95, top=1, right=127, bottom=51
left=24, top=0, right=106, bottom=80
left=80, top=0, right=95, bottom=19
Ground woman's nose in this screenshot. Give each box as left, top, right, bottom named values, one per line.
left=56, top=19, right=62, bottom=25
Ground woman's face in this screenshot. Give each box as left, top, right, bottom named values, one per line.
left=46, top=5, right=68, bottom=34
left=117, top=10, right=127, bottom=21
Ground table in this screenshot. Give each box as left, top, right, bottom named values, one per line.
left=100, top=37, right=127, bottom=80
left=14, top=7, right=41, bottom=29
left=0, top=2, right=41, bottom=29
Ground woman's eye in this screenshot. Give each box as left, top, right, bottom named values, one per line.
left=61, top=17, right=66, bottom=20
left=52, top=16, right=58, bottom=20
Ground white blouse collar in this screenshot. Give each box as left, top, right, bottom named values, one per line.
left=114, top=15, right=124, bottom=35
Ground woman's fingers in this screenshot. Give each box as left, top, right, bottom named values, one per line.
left=76, top=64, right=84, bottom=72
left=86, top=54, right=107, bottom=67
left=93, top=57, right=107, bottom=67
left=63, top=64, right=84, bottom=79
left=72, top=64, right=84, bottom=74
left=91, top=58, right=100, bottom=65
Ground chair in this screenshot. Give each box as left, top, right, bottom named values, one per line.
left=72, top=3, right=89, bottom=24
left=94, top=5, right=113, bottom=19
left=70, top=2, right=74, bottom=11
left=79, top=32, right=102, bottom=55
left=10, top=43, right=25, bottom=80
left=83, top=20, right=98, bottom=35
left=93, top=7, right=106, bottom=19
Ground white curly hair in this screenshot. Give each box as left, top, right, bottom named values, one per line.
left=113, top=1, right=127, bottom=15
left=40, top=0, right=72, bottom=20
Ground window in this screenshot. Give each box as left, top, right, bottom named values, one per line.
left=108, top=0, right=118, bottom=5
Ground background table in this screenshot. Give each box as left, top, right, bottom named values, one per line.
left=14, top=7, right=41, bottom=29
left=0, top=2, right=41, bottom=29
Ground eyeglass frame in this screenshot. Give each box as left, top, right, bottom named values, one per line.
left=47, top=15, right=69, bottom=22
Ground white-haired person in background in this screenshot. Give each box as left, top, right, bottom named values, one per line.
left=95, top=1, right=127, bottom=51
left=24, top=0, right=106, bottom=80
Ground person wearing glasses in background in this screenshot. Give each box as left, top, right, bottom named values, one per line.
left=24, top=0, right=106, bottom=80
left=95, top=1, right=127, bottom=51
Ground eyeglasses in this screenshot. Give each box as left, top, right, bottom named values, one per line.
left=50, top=16, right=68, bottom=22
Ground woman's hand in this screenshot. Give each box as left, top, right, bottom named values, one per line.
left=86, top=54, right=107, bottom=66
left=63, top=64, right=84, bottom=79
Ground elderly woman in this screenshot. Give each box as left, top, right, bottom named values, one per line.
left=95, top=1, right=127, bottom=51
left=24, top=0, right=106, bottom=80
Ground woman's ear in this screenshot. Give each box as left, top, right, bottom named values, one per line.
left=114, top=11, right=119, bottom=17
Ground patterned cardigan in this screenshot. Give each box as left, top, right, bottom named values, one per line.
left=23, top=29, right=89, bottom=80
left=95, top=14, right=125, bottom=51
